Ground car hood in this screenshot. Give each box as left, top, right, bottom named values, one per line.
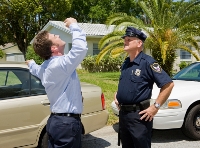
left=151, top=80, right=200, bottom=99
left=80, top=82, right=103, bottom=114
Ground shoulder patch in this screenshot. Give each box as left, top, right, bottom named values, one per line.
left=150, top=63, right=162, bottom=73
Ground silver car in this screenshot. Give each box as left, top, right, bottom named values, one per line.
left=0, top=62, right=109, bottom=148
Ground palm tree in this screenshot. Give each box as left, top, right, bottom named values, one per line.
left=97, top=0, right=200, bottom=76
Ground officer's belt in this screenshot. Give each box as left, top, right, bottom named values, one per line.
left=119, top=99, right=150, bottom=112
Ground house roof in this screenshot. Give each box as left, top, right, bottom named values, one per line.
left=42, top=21, right=115, bottom=36
left=0, top=43, right=16, bottom=50
left=30, top=21, right=150, bottom=44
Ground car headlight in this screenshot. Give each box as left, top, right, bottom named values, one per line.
left=151, top=99, right=182, bottom=109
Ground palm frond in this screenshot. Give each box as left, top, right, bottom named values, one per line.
left=185, top=37, right=200, bottom=52
left=98, top=31, right=124, bottom=50
left=171, top=0, right=200, bottom=27
left=158, top=39, right=169, bottom=63
left=105, top=13, right=128, bottom=26
left=110, top=47, right=124, bottom=57
left=114, top=17, right=145, bottom=31
left=96, top=41, right=124, bottom=64
left=138, top=1, right=156, bottom=22
left=96, top=0, right=200, bottom=75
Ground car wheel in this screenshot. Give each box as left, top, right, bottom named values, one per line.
left=182, top=104, right=200, bottom=140
left=38, top=132, right=48, bottom=148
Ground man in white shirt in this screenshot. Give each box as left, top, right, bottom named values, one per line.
left=26, top=17, right=88, bottom=148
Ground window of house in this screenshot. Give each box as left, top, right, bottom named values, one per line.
left=15, top=54, right=25, bottom=62
left=93, top=43, right=100, bottom=55
left=180, top=49, right=191, bottom=60
left=6, top=53, right=24, bottom=62
left=6, top=54, right=15, bottom=61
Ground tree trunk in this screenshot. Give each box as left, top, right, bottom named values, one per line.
left=151, top=49, right=176, bottom=77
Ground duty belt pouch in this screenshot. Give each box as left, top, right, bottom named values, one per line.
left=140, top=99, right=150, bottom=110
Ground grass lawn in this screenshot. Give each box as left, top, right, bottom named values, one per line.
left=77, top=70, right=120, bottom=125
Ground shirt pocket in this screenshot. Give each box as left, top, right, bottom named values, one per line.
left=130, top=76, right=143, bottom=92
left=125, top=76, right=143, bottom=102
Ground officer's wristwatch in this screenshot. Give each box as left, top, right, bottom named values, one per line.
left=154, top=102, right=160, bottom=109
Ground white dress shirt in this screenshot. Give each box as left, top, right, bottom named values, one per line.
left=28, top=23, right=88, bottom=114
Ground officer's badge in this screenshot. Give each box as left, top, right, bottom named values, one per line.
left=150, top=63, right=162, bottom=73
left=134, top=69, right=141, bottom=76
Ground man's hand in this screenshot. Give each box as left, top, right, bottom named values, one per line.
left=114, top=92, right=120, bottom=110
left=64, top=17, right=77, bottom=28
left=139, top=105, right=158, bottom=121
left=139, top=82, right=174, bottom=122
left=25, top=60, right=32, bottom=65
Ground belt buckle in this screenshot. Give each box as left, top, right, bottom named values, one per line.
left=66, top=113, right=71, bottom=117
left=119, top=104, right=124, bottom=110
left=120, top=104, right=137, bottom=112
left=129, top=104, right=136, bottom=111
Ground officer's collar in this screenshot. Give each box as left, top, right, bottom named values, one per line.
left=129, top=51, right=143, bottom=65
left=124, top=57, right=130, bottom=63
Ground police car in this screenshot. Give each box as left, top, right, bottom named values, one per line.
left=111, top=61, right=200, bottom=140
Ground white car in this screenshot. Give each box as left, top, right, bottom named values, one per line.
left=111, top=61, right=200, bottom=140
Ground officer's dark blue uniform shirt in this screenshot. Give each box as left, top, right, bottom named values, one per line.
left=116, top=51, right=172, bottom=104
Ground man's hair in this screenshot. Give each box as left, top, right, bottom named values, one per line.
left=33, top=30, right=53, bottom=60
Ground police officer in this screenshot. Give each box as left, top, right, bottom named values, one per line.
left=115, top=27, right=174, bottom=148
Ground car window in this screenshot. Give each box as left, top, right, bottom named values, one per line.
left=0, top=70, right=25, bottom=99
left=0, top=71, right=21, bottom=86
left=30, top=75, right=46, bottom=95
left=172, top=63, right=200, bottom=81
left=0, top=69, right=46, bottom=99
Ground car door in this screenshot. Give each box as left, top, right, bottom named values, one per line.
left=0, top=68, right=50, bottom=148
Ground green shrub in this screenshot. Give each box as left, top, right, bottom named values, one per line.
left=26, top=45, right=44, bottom=64
left=0, top=49, right=5, bottom=59
left=26, top=46, right=124, bottom=72
left=81, top=55, right=124, bottom=72
left=179, top=61, right=190, bottom=70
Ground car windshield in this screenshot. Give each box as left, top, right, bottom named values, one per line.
left=172, top=62, right=200, bottom=81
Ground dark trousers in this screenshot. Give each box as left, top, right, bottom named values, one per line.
left=119, top=110, right=153, bottom=148
left=46, top=114, right=82, bottom=148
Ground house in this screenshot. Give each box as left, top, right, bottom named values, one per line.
left=33, top=21, right=200, bottom=71
left=173, top=45, right=200, bottom=71
left=0, top=43, right=25, bottom=62
left=31, top=21, right=115, bottom=57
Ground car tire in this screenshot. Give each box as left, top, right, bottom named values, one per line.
left=182, top=104, right=200, bottom=140
left=38, top=132, right=48, bottom=148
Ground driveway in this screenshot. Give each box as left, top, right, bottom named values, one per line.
left=82, top=123, right=200, bottom=148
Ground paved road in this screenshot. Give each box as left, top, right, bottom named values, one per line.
left=82, top=123, right=200, bottom=148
